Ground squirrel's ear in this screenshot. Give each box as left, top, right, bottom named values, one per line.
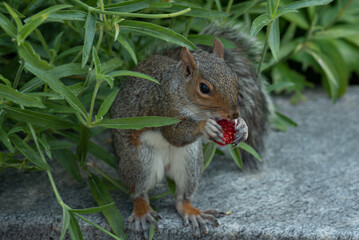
left=213, top=38, right=224, bottom=59
left=180, top=47, right=197, bottom=78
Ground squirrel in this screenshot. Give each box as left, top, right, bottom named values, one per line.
left=111, top=24, right=272, bottom=238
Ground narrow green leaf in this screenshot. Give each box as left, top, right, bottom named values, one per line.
left=76, top=125, right=88, bottom=165
left=70, top=202, right=115, bottom=214
left=18, top=42, right=52, bottom=70
left=203, top=142, right=217, bottom=170
left=314, top=25, right=359, bottom=39
left=96, top=88, right=119, bottom=120
left=60, top=208, right=71, bottom=240
left=118, top=20, right=197, bottom=50
left=238, top=142, right=262, bottom=162
left=166, top=177, right=176, bottom=195
left=163, top=4, right=229, bottom=19
left=0, top=12, right=16, bottom=37
left=227, top=145, right=243, bottom=169
left=266, top=82, right=295, bottom=92
left=82, top=12, right=96, bottom=68
left=99, top=74, right=114, bottom=88
left=0, top=84, right=45, bottom=108
left=92, top=47, right=101, bottom=75
left=149, top=223, right=155, bottom=240
left=275, top=111, right=298, bottom=127
left=9, top=134, right=51, bottom=170
left=47, top=10, right=87, bottom=22
left=97, top=116, right=180, bottom=130
left=188, top=34, right=237, bottom=49
left=24, top=63, right=88, bottom=120
left=104, top=0, right=149, bottom=12
left=0, top=74, right=11, bottom=87
left=108, top=70, right=159, bottom=84
left=53, top=31, right=64, bottom=53
left=306, top=48, right=339, bottom=99
left=4, top=106, right=73, bottom=129
left=116, top=34, right=137, bottom=64
left=88, top=174, right=125, bottom=238
left=277, top=0, right=333, bottom=17
left=19, top=5, right=71, bottom=43
left=68, top=214, right=83, bottom=240
left=72, top=213, right=121, bottom=240
left=3, top=3, right=22, bottom=31
left=0, top=129, right=14, bottom=153
left=53, top=149, right=82, bottom=182
left=268, top=18, right=280, bottom=61
left=250, top=14, right=271, bottom=37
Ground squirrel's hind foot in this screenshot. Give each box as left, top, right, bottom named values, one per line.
left=126, top=198, right=162, bottom=239
left=177, top=200, right=224, bottom=238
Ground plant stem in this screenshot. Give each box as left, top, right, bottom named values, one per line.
left=326, top=0, right=353, bottom=29
left=88, top=80, right=101, bottom=126
left=226, top=0, right=234, bottom=14
left=13, top=58, right=25, bottom=89
left=98, top=0, right=108, bottom=27
left=72, top=0, right=191, bottom=18
left=257, top=22, right=272, bottom=75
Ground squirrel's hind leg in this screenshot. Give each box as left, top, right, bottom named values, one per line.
left=166, top=140, right=224, bottom=237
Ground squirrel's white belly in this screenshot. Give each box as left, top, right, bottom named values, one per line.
left=139, top=130, right=200, bottom=191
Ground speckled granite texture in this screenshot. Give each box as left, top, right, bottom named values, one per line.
left=1, top=87, right=359, bottom=240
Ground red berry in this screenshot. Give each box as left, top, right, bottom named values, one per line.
left=214, top=119, right=236, bottom=146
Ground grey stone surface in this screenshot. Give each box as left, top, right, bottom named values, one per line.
left=1, top=87, right=359, bottom=240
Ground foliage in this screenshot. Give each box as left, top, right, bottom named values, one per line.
left=0, top=0, right=357, bottom=239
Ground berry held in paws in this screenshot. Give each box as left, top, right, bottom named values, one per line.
left=215, top=119, right=236, bottom=146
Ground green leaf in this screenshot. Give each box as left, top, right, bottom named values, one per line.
left=97, top=116, right=180, bottom=130
left=60, top=208, right=70, bottom=240
left=88, top=174, right=125, bottom=238
left=9, top=134, right=51, bottom=171
left=163, top=4, right=229, bottom=19
left=305, top=48, right=339, bottom=99
left=82, top=12, right=96, bottom=68
left=203, top=142, right=217, bottom=170
left=92, top=47, right=101, bottom=75
left=53, top=149, right=82, bottom=182
left=0, top=74, right=11, bottom=87
left=238, top=142, right=262, bottom=162
left=117, top=20, right=197, bottom=50
left=24, top=63, right=88, bottom=121
left=104, top=0, right=149, bottom=12
left=3, top=3, right=22, bottom=31
left=99, top=74, right=114, bottom=88
left=96, top=88, right=119, bottom=120
left=268, top=18, right=280, bottom=61
left=4, top=106, right=73, bottom=129
left=116, top=34, right=137, bottom=64
left=70, top=202, right=115, bottom=214
left=19, top=5, right=72, bottom=43
left=227, top=145, right=243, bottom=169
left=47, top=10, right=87, bottom=22
left=266, top=82, right=295, bottom=92
left=149, top=223, right=155, bottom=240
left=188, top=34, right=237, bottom=49
left=53, top=31, right=64, bottom=53
left=108, top=70, right=159, bottom=84
left=68, top=214, right=83, bottom=240
left=76, top=125, right=88, bottom=165
left=0, top=83, right=45, bottom=108
left=277, top=0, right=333, bottom=17
left=275, top=111, right=298, bottom=127
left=166, top=177, right=176, bottom=195
left=314, top=25, right=359, bottom=39
left=18, top=42, right=52, bottom=70
left=0, top=12, right=16, bottom=37
left=0, top=129, right=14, bottom=153
left=250, top=14, right=271, bottom=37
left=281, top=12, right=309, bottom=30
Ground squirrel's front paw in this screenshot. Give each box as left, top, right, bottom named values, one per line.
left=125, top=209, right=162, bottom=239
left=233, top=118, right=248, bottom=147
left=203, top=119, right=225, bottom=145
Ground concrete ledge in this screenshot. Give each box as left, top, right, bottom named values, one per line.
left=1, top=87, right=359, bottom=239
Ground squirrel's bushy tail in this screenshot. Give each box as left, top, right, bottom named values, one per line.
left=202, top=23, right=273, bottom=170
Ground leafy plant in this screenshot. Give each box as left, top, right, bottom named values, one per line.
left=0, top=0, right=356, bottom=239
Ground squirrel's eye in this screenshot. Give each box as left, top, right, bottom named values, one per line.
left=199, top=83, right=210, bottom=94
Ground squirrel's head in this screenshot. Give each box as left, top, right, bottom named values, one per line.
left=180, top=38, right=239, bottom=121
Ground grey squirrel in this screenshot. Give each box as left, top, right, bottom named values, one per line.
left=111, top=24, right=271, bottom=238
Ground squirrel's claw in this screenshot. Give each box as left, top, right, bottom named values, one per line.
left=233, top=117, right=248, bottom=147
left=125, top=210, right=162, bottom=240
left=203, top=119, right=225, bottom=144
